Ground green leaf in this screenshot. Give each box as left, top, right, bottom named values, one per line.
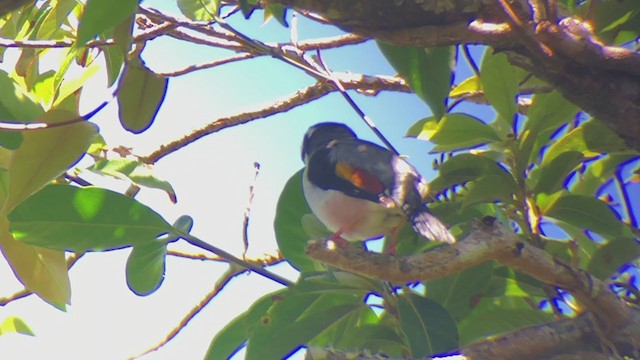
left=0, top=224, right=71, bottom=309
left=458, top=307, right=554, bottom=346
left=77, top=0, right=139, bottom=44
left=88, top=159, right=177, bottom=203
left=3, top=109, right=97, bottom=213
left=485, top=266, right=547, bottom=298
left=177, top=0, right=219, bottom=21
left=426, top=262, right=493, bottom=321
left=126, top=240, right=167, bottom=296
left=572, top=154, right=637, bottom=195
left=543, top=120, right=627, bottom=165
left=205, top=290, right=284, bottom=360
left=378, top=42, right=454, bottom=119
left=246, top=291, right=363, bottom=360
left=587, top=237, right=640, bottom=279
left=263, top=3, right=288, bottom=27
left=397, top=293, right=458, bottom=357
left=0, top=69, right=43, bottom=121
left=479, top=51, right=518, bottom=122
left=9, top=184, right=173, bottom=252
left=430, top=153, right=515, bottom=193
left=524, top=90, right=579, bottom=134
left=450, top=75, right=481, bottom=98
left=406, top=113, right=500, bottom=152
left=102, top=15, right=134, bottom=87
left=0, top=316, right=34, bottom=336
left=463, top=174, right=517, bottom=207
left=274, top=170, right=326, bottom=272
left=117, top=57, right=168, bottom=134
left=0, top=131, right=22, bottom=150
left=542, top=194, right=624, bottom=238
left=533, top=151, right=585, bottom=194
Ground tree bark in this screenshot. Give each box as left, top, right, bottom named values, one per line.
left=273, top=0, right=640, bottom=151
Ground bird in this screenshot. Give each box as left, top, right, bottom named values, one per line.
left=301, top=122, right=455, bottom=252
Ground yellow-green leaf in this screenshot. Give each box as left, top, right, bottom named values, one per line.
left=0, top=316, right=34, bottom=336
left=0, top=218, right=70, bottom=309
left=2, top=109, right=97, bottom=214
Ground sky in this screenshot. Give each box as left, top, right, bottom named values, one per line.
left=0, top=3, right=474, bottom=359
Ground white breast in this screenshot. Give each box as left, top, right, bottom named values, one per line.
left=302, top=167, right=404, bottom=241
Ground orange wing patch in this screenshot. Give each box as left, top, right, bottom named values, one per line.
left=335, top=162, right=385, bottom=194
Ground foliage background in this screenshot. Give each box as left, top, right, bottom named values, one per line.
left=0, top=0, right=637, bottom=359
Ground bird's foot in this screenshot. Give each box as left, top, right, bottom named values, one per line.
left=327, top=232, right=350, bottom=249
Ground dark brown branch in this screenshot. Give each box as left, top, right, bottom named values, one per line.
left=305, top=220, right=640, bottom=353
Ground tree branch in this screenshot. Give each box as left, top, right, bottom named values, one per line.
left=143, top=74, right=408, bottom=164
left=305, top=219, right=640, bottom=356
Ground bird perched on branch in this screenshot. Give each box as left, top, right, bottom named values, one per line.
left=301, top=122, right=455, bottom=252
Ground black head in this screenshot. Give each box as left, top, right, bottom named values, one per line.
left=301, top=122, right=357, bottom=162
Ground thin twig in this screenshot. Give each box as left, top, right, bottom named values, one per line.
left=129, top=266, right=240, bottom=359
left=313, top=49, right=399, bottom=155
left=179, top=232, right=293, bottom=287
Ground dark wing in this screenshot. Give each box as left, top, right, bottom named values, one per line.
left=306, top=139, right=415, bottom=205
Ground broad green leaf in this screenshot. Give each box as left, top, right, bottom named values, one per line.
left=77, top=0, right=138, bottom=44
left=532, top=151, right=584, bottom=194
left=397, top=293, right=458, bottom=357
left=426, top=262, right=493, bottom=321
left=543, top=120, right=627, bottom=165
left=0, top=131, right=22, bottom=150
left=177, top=0, right=219, bottom=21
left=126, top=240, right=167, bottom=296
left=117, top=57, right=168, bottom=134
left=524, top=90, right=579, bottom=134
left=246, top=291, right=363, bottom=360
left=9, top=184, right=173, bottom=252
left=263, top=3, right=288, bottom=27
left=102, top=15, right=134, bottom=87
left=430, top=153, right=515, bottom=193
left=587, top=237, right=640, bottom=279
left=0, top=218, right=70, bottom=309
left=458, top=307, right=554, bottom=345
left=542, top=194, right=624, bottom=238
left=449, top=75, right=481, bottom=97
left=552, top=220, right=600, bottom=267
left=3, top=110, right=97, bottom=213
left=479, top=51, right=518, bottom=122
left=55, top=64, right=100, bottom=107
left=462, top=174, right=516, bottom=207
left=274, top=170, right=325, bottom=272
left=89, top=159, right=177, bottom=203
left=0, top=316, right=34, bottom=336
left=486, top=266, right=546, bottom=298
left=314, top=323, right=407, bottom=358
left=378, top=42, right=454, bottom=119
left=0, top=70, right=43, bottom=121
left=406, top=113, right=500, bottom=152
left=572, top=154, right=637, bottom=195
left=205, top=290, right=284, bottom=360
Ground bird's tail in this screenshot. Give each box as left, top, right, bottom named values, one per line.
left=411, top=211, right=455, bottom=244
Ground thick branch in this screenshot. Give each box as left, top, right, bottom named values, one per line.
left=305, top=220, right=640, bottom=354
